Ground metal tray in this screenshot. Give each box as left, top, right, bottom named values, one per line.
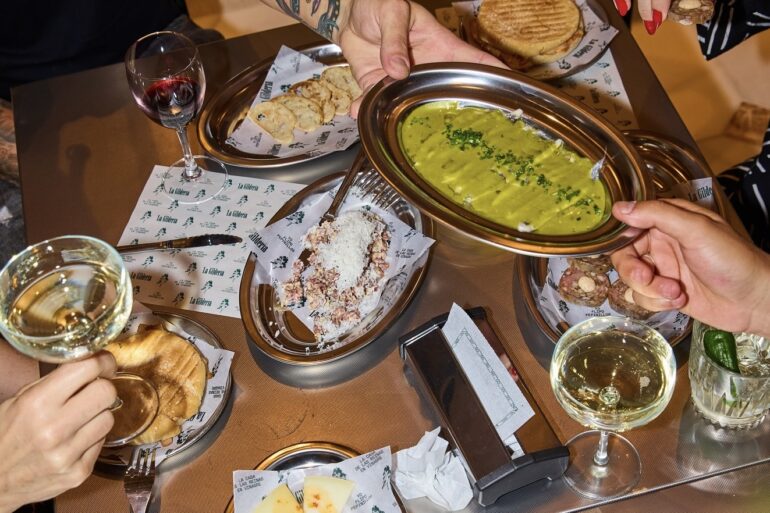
left=458, top=0, right=611, bottom=81
left=239, top=172, right=434, bottom=365
left=358, top=63, right=654, bottom=257
left=223, top=442, right=358, bottom=513
left=198, top=43, right=350, bottom=168
left=517, top=130, right=726, bottom=345
left=96, top=312, right=232, bottom=472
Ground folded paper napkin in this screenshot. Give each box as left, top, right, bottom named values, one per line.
left=394, top=428, right=473, bottom=511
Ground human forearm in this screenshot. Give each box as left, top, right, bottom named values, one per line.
left=259, top=0, right=352, bottom=42
left=747, top=250, right=770, bottom=338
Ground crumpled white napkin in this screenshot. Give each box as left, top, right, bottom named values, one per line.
left=394, top=428, right=473, bottom=511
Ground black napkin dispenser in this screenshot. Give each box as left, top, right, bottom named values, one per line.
left=399, top=306, right=569, bottom=507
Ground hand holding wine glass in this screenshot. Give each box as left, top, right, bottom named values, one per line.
left=0, top=353, right=117, bottom=512
left=125, top=31, right=227, bottom=204
left=550, top=316, right=676, bottom=499
left=0, top=236, right=158, bottom=448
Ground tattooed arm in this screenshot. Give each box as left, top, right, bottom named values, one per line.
left=270, top=0, right=349, bottom=41
left=260, top=0, right=504, bottom=115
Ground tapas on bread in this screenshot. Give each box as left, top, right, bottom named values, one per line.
left=247, top=65, right=361, bottom=145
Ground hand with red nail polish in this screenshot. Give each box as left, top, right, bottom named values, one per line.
left=610, top=199, right=770, bottom=338
left=613, top=0, right=630, bottom=16
left=627, top=0, right=672, bottom=35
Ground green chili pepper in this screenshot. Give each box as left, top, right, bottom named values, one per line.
left=703, top=329, right=740, bottom=373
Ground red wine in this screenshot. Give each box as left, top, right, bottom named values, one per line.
left=137, top=77, right=202, bottom=129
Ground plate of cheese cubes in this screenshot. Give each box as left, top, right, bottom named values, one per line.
left=227, top=442, right=401, bottom=513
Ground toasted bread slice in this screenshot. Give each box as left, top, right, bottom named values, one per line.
left=319, top=78, right=353, bottom=115
left=248, top=100, right=296, bottom=144
left=469, top=19, right=533, bottom=70
left=478, top=0, right=581, bottom=58
left=321, top=65, right=362, bottom=100
left=529, top=18, right=584, bottom=64
left=273, top=94, right=323, bottom=132
left=291, top=79, right=335, bottom=123
left=669, top=0, right=714, bottom=25
left=106, top=326, right=208, bottom=445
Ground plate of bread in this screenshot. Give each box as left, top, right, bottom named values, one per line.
left=198, top=43, right=361, bottom=168
left=97, top=311, right=232, bottom=472
left=457, top=0, right=614, bottom=80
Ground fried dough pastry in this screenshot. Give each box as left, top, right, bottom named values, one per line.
left=106, top=326, right=207, bottom=445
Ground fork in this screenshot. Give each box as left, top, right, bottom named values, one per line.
left=294, top=149, right=370, bottom=269
left=124, top=447, right=158, bottom=513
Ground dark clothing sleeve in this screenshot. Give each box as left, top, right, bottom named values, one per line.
left=0, top=0, right=186, bottom=100
left=697, top=0, right=770, bottom=59
left=718, top=123, right=770, bottom=252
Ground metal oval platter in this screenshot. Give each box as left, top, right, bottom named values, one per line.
left=239, top=171, right=433, bottom=365
left=223, top=442, right=358, bottom=513
left=358, top=62, right=655, bottom=257
left=198, top=43, right=351, bottom=168
left=97, top=312, right=232, bottom=472
left=517, top=130, right=726, bottom=345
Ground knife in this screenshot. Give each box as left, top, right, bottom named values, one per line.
left=115, top=234, right=242, bottom=254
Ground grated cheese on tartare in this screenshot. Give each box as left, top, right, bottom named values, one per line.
left=280, top=210, right=391, bottom=342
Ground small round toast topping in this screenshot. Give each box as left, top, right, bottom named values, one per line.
left=578, top=276, right=596, bottom=292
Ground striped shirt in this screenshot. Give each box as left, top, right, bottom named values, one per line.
left=697, top=0, right=770, bottom=59
left=718, top=123, right=770, bottom=252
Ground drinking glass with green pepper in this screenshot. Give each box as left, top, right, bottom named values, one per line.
left=689, top=320, right=770, bottom=429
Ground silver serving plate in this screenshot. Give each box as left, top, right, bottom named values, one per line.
left=517, top=129, right=726, bottom=345
left=97, top=312, right=232, bottom=472
left=198, top=43, right=350, bottom=168
left=358, top=63, right=654, bottom=257
left=223, top=442, right=358, bottom=513
left=239, top=171, right=434, bottom=365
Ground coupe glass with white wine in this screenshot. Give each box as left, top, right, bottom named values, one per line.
left=0, top=236, right=158, bottom=447
left=550, top=316, right=676, bottom=499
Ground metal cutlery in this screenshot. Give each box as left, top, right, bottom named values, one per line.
left=124, top=447, right=157, bottom=513
left=294, top=149, right=370, bottom=269
left=115, top=234, right=242, bottom=254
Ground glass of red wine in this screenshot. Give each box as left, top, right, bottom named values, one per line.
left=125, top=31, right=227, bottom=204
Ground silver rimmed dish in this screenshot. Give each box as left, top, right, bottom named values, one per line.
left=97, top=312, right=232, bottom=472
left=358, top=63, right=654, bottom=257
left=223, top=442, right=358, bottom=513
left=239, top=171, right=434, bottom=365
left=198, top=43, right=350, bottom=168
left=517, top=129, right=726, bottom=345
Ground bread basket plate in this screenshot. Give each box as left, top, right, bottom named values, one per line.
left=359, top=63, right=654, bottom=257
left=198, top=43, right=351, bottom=168
left=223, top=442, right=358, bottom=513
left=517, top=129, right=726, bottom=345
left=96, top=312, right=232, bottom=472
left=458, top=0, right=611, bottom=81
left=239, top=171, right=434, bottom=365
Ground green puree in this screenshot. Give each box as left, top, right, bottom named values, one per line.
left=400, top=102, right=607, bottom=235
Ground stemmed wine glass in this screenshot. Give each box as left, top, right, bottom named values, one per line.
left=0, top=236, right=158, bottom=447
left=549, top=316, right=676, bottom=499
left=125, top=31, right=227, bottom=204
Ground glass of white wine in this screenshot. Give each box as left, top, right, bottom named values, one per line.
left=0, top=235, right=158, bottom=447
left=550, top=316, right=676, bottom=499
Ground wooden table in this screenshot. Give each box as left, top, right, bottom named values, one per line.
left=9, top=2, right=770, bottom=512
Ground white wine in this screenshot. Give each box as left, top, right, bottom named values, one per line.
left=3, top=262, right=131, bottom=363
left=552, top=330, right=674, bottom=432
